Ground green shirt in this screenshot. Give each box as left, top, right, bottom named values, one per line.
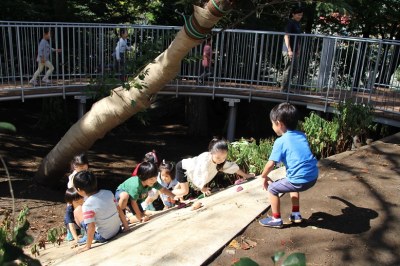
left=117, top=176, right=162, bottom=202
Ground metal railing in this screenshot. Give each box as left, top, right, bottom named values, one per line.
left=1, top=21, right=399, bottom=124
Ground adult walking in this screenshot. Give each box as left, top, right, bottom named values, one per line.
left=281, top=5, right=304, bottom=92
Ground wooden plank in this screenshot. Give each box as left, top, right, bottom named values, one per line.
left=38, top=168, right=285, bottom=266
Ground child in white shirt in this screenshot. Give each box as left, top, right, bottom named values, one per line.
left=172, top=138, right=254, bottom=198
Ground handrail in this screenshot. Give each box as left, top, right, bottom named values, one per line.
left=0, top=21, right=399, bottom=126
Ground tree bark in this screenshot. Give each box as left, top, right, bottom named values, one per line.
left=35, top=3, right=230, bottom=185
left=186, top=96, right=208, bottom=136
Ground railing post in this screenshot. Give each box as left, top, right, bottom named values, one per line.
left=224, top=98, right=240, bottom=142
left=16, top=26, right=25, bottom=102
left=368, top=40, right=382, bottom=103
left=250, top=33, right=258, bottom=103
left=101, top=27, right=105, bottom=76
left=61, top=25, right=66, bottom=98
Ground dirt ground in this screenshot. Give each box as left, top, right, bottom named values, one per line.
left=0, top=100, right=399, bottom=265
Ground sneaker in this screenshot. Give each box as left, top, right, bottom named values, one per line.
left=42, top=78, right=51, bottom=83
left=29, top=79, right=37, bottom=86
left=66, top=230, right=74, bottom=241
left=77, top=235, right=87, bottom=246
left=289, top=213, right=303, bottom=223
left=259, top=217, right=283, bottom=228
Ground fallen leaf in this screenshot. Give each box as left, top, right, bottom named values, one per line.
left=236, top=186, right=243, bottom=192
left=241, top=242, right=250, bottom=250
left=228, top=239, right=241, bottom=249
left=244, top=239, right=257, bottom=248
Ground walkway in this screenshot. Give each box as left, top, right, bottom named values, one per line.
left=1, top=22, right=400, bottom=126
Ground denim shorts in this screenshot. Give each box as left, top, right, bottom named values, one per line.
left=115, top=189, right=143, bottom=214
left=79, top=222, right=107, bottom=244
left=268, top=178, right=317, bottom=196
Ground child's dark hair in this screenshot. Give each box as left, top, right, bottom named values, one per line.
left=73, top=171, right=98, bottom=195
left=119, top=28, right=127, bottom=36
left=208, top=138, right=228, bottom=171
left=159, top=160, right=175, bottom=178
left=290, top=4, right=304, bottom=17
left=137, top=161, right=159, bottom=181
left=44, top=28, right=50, bottom=35
left=64, top=187, right=83, bottom=204
left=143, top=150, right=159, bottom=167
left=71, top=153, right=89, bottom=171
left=269, top=102, right=299, bottom=130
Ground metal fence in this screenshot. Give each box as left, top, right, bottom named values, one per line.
left=1, top=21, right=399, bottom=123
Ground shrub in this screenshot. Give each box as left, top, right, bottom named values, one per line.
left=227, top=138, right=274, bottom=174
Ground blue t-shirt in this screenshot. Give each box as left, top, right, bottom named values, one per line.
left=269, top=130, right=318, bottom=184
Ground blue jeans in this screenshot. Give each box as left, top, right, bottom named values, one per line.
left=78, top=222, right=107, bottom=244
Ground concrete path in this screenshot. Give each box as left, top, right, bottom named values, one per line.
left=38, top=168, right=285, bottom=265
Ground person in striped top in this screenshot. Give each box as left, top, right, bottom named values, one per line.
left=73, top=171, right=129, bottom=252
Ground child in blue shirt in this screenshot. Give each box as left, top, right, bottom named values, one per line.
left=259, top=103, right=318, bottom=228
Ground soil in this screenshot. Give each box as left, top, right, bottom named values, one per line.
left=0, top=99, right=399, bottom=266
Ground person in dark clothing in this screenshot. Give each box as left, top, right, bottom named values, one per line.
left=281, top=5, right=304, bottom=92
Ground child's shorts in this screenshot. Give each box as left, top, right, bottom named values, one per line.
left=78, top=222, right=107, bottom=245
left=268, top=178, right=317, bottom=196
left=115, top=189, right=144, bottom=214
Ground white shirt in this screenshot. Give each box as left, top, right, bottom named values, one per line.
left=82, top=190, right=121, bottom=240
left=67, top=170, right=78, bottom=189
left=115, top=38, right=132, bottom=60
left=182, top=152, right=239, bottom=189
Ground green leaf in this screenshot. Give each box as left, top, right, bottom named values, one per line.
left=0, top=122, right=16, bottom=132
left=271, top=251, right=285, bottom=263
left=282, top=253, right=306, bottom=266
left=232, top=257, right=259, bottom=266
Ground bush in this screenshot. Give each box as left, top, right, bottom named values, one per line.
left=0, top=208, right=41, bottom=266
left=301, top=101, right=376, bottom=159
left=227, top=138, right=274, bottom=174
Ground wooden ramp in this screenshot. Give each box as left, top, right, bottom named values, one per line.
left=37, top=168, right=285, bottom=266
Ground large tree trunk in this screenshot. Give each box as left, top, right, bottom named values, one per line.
left=35, top=2, right=231, bottom=186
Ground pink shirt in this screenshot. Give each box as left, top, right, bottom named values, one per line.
left=202, top=44, right=212, bottom=68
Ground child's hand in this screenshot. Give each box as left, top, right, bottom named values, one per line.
left=141, top=215, right=150, bottom=223
left=201, top=187, right=211, bottom=196
left=245, top=173, right=256, bottom=179
left=77, top=245, right=90, bottom=253
left=70, top=241, right=78, bottom=249
left=262, top=177, right=272, bottom=190
left=263, top=177, right=269, bottom=190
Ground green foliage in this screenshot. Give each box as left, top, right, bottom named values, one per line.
left=47, top=227, right=66, bottom=246
left=0, top=207, right=41, bottom=265
left=227, top=138, right=274, bottom=174
left=0, top=122, right=17, bottom=133
left=336, top=101, right=374, bottom=140
left=301, top=112, right=339, bottom=158
left=271, top=251, right=306, bottom=266
left=302, top=101, right=375, bottom=158
left=233, top=257, right=259, bottom=266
